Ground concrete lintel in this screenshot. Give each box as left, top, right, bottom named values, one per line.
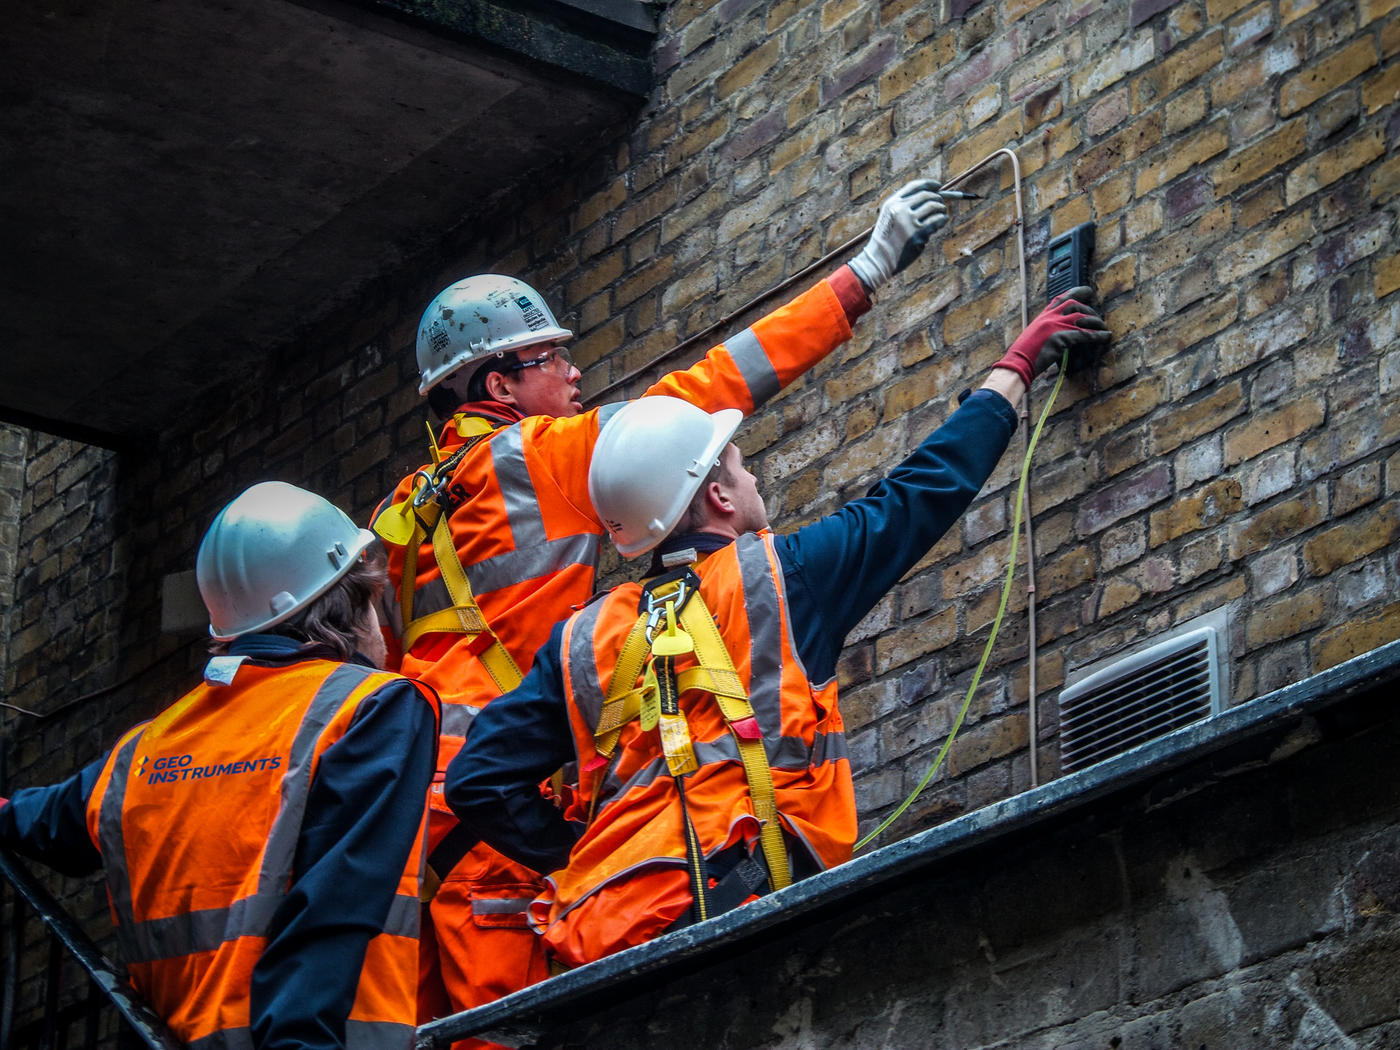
left=417, top=638, right=1400, bottom=1048
left=369, top=0, right=658, bottom=96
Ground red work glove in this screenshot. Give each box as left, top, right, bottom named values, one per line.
left=994, top=286, right=1111, bottom=386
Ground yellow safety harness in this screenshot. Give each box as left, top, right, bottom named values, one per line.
left=373, top=415, right=528, bottom=900
left=588, top=562, right=793, bottom=921
left=373, top=415, right=525, bottom=696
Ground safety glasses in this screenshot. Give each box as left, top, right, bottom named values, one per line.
left=506, top=346, right=574, bottom=377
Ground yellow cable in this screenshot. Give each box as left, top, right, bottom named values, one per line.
left=855, top=358, right=1068, bottom=852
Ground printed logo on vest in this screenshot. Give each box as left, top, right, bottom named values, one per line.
left=136, top=752, right=283, bottom=785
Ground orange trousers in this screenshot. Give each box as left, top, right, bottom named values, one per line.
left=417, top=819, right=550, bottom=1050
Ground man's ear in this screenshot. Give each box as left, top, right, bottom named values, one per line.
left=484, top=369, right=518, bottom=405
left=705, top=478, right=736, bottom=518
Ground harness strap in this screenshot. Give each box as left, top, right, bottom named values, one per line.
left=382, top=424, right=524, bottom=695
left=588, top=569, right=793, bottom=895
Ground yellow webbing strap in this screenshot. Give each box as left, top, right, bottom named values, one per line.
left=383, top=418, right=524, bottom=695
left=676, top=597, right=791, bottom=892
left=589, top=578, right=792, bottom=893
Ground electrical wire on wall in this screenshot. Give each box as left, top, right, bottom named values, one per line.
left=583, top=145, right=1052, bottom=837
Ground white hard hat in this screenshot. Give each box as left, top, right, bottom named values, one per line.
left=196, top=481, right=377, bottom=641
left=588, top=396, right=742, bottom=558
left=415, top=274, right=574, bottom=395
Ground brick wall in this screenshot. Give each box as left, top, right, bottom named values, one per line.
left=1, top=0, right=1398, bottom=1037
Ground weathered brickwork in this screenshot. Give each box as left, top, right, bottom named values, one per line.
left=1, top=0, right=1398, bottom=1037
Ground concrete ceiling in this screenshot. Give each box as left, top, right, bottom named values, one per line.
left=0, top=0, right=655, bottom=446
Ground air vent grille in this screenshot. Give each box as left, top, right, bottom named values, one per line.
left=1059, top=626, right=1221, bottom=773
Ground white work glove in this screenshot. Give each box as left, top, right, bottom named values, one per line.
left=847, top=179, right=949, bottom=293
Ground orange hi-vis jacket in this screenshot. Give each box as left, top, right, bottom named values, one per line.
left=84, top=658, right=438, bottom=1050
left=535, top=531, right=856, bottom=967
left=375, top=275, right=858, bottom=761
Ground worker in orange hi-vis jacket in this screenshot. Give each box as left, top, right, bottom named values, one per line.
left=371, top=181, right=954, bottom=1043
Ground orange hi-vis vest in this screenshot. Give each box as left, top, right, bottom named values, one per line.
left=373, top=276, right=854, bottom=767
left=84, top=658, right=437, bottom=1050
left=535, top=532, right=856, bottom=967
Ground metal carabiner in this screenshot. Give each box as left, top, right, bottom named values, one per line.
left=410, top=469, right=442, bottom=509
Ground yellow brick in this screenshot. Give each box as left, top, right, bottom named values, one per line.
left=1285, top=126, right=1387, bottom=205
left=1148, top=478, right=1243, bottom=546
left=1141, top=203, right=1233, bottom=280
left=566, top=250, right=625, bottom=304
left=1073, top=112, right=1164, bottom=189
left=1373, top=153, right=1400, bottom=205
left=1206, top=0, right=1255, bottom=17
left=947, top=110, right=1025, bottom=180
left=1214, top=120, right=1306, bottom=197
left=1223, top=398, right=1325, bottom=466
left=1125, top=199, right=1163, bottom=243
left=1247, top=589, right=1325, bottom=646
left=822, top=0, right=866, bottom=29
left=1135, top=120, right=1229, bottom=196
left=1302, top=501, right=1400, bottom=576
left=1360, top=0, right=1400, bottom=26
left=1377, top=253, right=1400, bottom=299
left=576, top=179, right=627, bottom=231
left=716, top=38, right=781, bottom=99
left=767, top=0, right=808, bottom=32
left=1091, top=171, right=1132, bottom=217
left=1313, top=601, right=1400, bottom=672
left=1098, top=255, right=1136, bottom=300
left=1149, top=382, right=1246, bottom=454
left=1280, top=38, right=1380, bottom=117
left=1081, top=376, right=1168, bottom=442
left=1227, top=487, right=1325, bottom=556
left=1132, top=30, right=1225, bottom=110
left=940, top=198, right=1020, bottom=264
left=943, top=281, right=1019, bottom=347
left=1164, top=86, right=1210, bottom=135
left=879, top=35, right=957, bottom=104
left=1215, top=210, right=1314, bottom=284
left=1363, top=60, right=1400, bottom=113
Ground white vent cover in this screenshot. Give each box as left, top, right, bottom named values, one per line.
left=1059, top=622, right=1225, bottom=773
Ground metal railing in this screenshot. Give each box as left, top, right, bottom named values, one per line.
left=0, top=846, right=182, bottom=1050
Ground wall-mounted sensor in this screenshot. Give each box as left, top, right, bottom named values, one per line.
left=1046, top=221, right=1095, bottom=303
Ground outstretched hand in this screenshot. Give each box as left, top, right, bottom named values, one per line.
left=848, top=179, right=950, bottom=292
left=993, top=286, right=1111, bottom=386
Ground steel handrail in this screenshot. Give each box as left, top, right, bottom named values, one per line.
left=0, top=845, right=183, bottom=1050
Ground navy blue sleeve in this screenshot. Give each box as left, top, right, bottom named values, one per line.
left=445, top=621, right=581, bottom=876
left=775, top=390, right=1019, bottom=684
left=0, top=758, right=106, bottom=877
left=249, top=679, right=438, bottom=1050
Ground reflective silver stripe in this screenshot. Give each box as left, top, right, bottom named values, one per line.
left=260, top=664, right=378, bottom=896
left=190, top=1022, right=414, bottom=1050
left=725, top=327, right=780, bottom=407
left=410, top=533, right=601, bottom=618
left=121, top=887, right=422, bottom=965
left=595, top=401, right=627, bottom=428
left=492, top=425, right=548, bottom=550
left=97, top=732, right=144, bottom=962
left=467, top=532, right=600, bottom=594
left=566, top=598, right=609, bottom=740
left=441, top=702, right=480, bottom=739
left=472, top=896, right=534, bottom=915
left=121, top=894, right=282, bottom=964
left=599, top=730, right=836, bottom=801
left=809, top=727, right=849, bottom=766
left=735, top=533, right=786, bottom=738
left=346, top=1020, right=417, bottom=1050
left=383, top=892, right=421, bottom=938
